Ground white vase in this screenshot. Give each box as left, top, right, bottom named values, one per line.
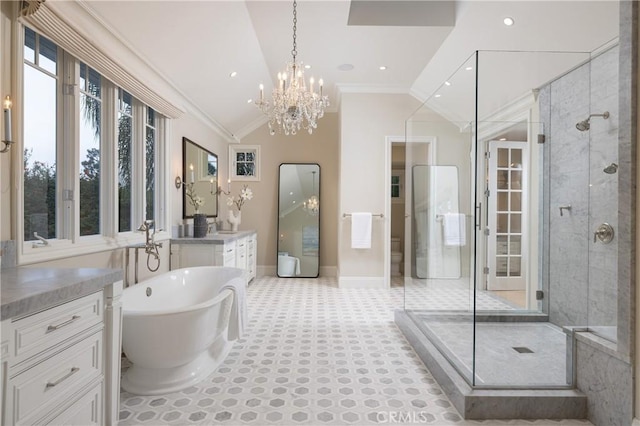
left=228, top=210, right=241, bottom=232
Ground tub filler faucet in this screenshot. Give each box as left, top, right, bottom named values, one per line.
left=137, top=220, right=163, bottom=268
left=126, top=220, right=163, bottom=286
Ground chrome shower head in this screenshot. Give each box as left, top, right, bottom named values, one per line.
left=603, top=162, right=618, bottom=174
left=576, top=119, right=590, bottom=131
left=576, top=111, right=610, bottom=132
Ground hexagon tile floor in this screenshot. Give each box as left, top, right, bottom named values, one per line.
left=119, top=276, right=592, bottom=426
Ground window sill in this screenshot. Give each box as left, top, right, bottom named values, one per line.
left=17, top=231, right=171, bottom=266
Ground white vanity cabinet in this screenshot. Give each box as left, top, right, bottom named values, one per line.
left=171, top=231, right=257, bottom=283
left=1, top=270, right=123, bottom=426
left=246, top=234, right=257, bottom=282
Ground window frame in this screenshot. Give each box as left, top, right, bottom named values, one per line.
left=17, top=24, right=169, bottom=265
left=391, top=168, right=405, bottom=204
left=229, top=144, right=261, bottom=182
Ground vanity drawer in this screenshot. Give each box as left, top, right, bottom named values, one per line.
left=8, top=330, right=103, bottom=426
left=42, top=381, right=103, bottom=426
left=11, top=292, right=103, bottom=364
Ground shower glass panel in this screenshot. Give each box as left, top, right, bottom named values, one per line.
left=404, top=54, right=477, bottom=386
left=413, top=165, right=461, bottom=280
left=404, top=48, right=612, bottom=389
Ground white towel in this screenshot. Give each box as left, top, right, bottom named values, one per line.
left=294, top=257, right=301, bottom=275
left=443, top=213, right=466, bottom=246
left=351, top=212, right=372, bottom=249
left=220, top=275, right=248, bottom=341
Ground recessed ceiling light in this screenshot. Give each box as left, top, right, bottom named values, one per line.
left=247, top=99, right=253, bottom=104
left=503, top=17, right=515, bottom=26
left=338, top=63, right=354, bottom=71
left=434, top=94, right=441, bottom=98
left=304, top=64, right=311, bottom=69
left=229, top=71, right=237, bottom=78
left=465, top=66, right=473, bottom=71
left=379, top=66, right=387, bottom=71
left=499, top=137, right=507, bottom=141
left=444, top=81, right=451, bottom=86
left=289, top=191, right=294, bottom=195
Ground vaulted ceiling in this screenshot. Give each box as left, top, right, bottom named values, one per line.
left=83, top=1, right=620, bottom=139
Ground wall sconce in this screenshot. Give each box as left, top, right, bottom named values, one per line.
left=175, top=174, right=219, bottom=196
left=175, top=175, right=184, bottom=189
left=1, top=95, right=13, bottom=153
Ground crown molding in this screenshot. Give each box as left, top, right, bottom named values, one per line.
left=74, top=0, right=236, bottom=143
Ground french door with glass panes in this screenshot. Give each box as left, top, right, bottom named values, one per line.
left=486, top=141, right=528, bottom=290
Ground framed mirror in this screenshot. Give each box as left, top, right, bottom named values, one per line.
left=182, top=137, right=218, bottom=218
left=277, top=163, right=320, bottom=278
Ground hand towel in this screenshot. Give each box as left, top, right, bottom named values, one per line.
left=351, top=212, right=372, bottom=249
left=294, top=257, right=301, bottom=275
left=443, top=213, right=466, bottom=246
left=220, top=275, right=248, bottom=340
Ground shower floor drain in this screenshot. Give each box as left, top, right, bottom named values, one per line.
left=513, top=346, right=534, bottom=353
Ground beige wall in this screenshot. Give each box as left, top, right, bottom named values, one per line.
left=238, top=113, right=339, bottom=273
left=336, top=93, right=471, bottom=283
left=338, top=93, right=422, bottom=280
left=171, top=113, right=230, bottom=228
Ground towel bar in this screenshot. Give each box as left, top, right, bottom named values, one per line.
left=436, top=213, right=473, bottom=220
left=343, top=213, right=384, bottom=218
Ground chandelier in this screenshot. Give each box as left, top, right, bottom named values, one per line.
left=303, top=171, right=319, bottom=216
left=255, top=0, right=329, bottom=136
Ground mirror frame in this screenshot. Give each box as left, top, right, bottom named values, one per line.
left=277, top=163, right=321, bottom=278
left=182, top=137, right=218, bottom=219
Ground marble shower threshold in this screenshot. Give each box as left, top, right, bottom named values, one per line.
left=395, top=309, right=587, bottom=420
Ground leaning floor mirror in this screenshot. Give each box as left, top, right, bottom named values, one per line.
left=277, top=163, right=320, bottom=278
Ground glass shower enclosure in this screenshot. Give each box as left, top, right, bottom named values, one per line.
left=403, top=47, right=619, bottom=388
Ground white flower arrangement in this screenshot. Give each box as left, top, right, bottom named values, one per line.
left=226, top=185, right=253, bottom=211
left=185, top=183, right=205, bottom=213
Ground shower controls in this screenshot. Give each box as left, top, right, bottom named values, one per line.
left=559, top=205, right=571, bottom=216
left=593, top=223, right=614, bottom=244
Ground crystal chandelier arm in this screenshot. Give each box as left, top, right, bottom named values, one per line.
left=254, top=0, right=329, bottom=136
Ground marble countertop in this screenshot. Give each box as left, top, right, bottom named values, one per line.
left=1, top=267, right=123, bottom=321
left=171, top=229, right=256, bottom=245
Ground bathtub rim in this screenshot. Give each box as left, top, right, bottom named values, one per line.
left=123, top=287, right=235, bottom=318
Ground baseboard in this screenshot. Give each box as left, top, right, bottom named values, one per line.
left=257, top=265, right=276, bottom=277
left=319, top=266, right=337, bottom=277
left=338, top=276, right=387, bottom=289
left=257, top=265, right=337, bottom=278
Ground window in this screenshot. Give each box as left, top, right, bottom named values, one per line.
left=23, top=28, right=58, bottom=242
left=229, top=145, right=261, bottom=181
left=391, top=169, right=404, bottom=203
left=145, top=108, right=156, bottom=220
left=21, top=27, right=167, bottom=260
left=118, top=89, right=133, bottom=233
left=79, top=62, right=102, bottom=236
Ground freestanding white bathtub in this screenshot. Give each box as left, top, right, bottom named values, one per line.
left=121, top=266, right=246, bottom=395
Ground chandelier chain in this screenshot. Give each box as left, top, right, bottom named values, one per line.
left=291, top=0, right=297, bottom=62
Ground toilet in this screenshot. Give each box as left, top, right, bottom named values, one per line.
left=391, top=237, right=403, bottom=276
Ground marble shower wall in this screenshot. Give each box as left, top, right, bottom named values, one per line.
left=541, top=46, right=619, bottom=333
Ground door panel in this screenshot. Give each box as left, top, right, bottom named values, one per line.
left=487, top=141, right=527, bottom=290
